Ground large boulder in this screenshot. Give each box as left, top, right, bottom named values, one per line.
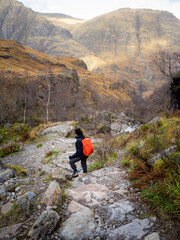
left=65, top=184, right=109, bottom=207
left=107, top=218, right=153, bottom=240
left=105, top=201, right=134, bottom=223
left=27, top=210, right=60, bottom=240
left=41, top=181, right=62, bottom=207
left=40, top=122, right=74, bottom=137
left=58, top=208, right=96, bottom=240
left=0, top=223, right=22, bottom=240
left=68, top=200, right=89, bottom=213
left=144, top=232, right=160, bottom=240
left=50, top=168, right=72, bottom=184
left=0, top=203, right=13, bottom=215
left=18, top=198, right=30, bottom=216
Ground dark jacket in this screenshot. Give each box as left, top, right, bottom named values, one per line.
left=69, top=134, right=88, bottom=160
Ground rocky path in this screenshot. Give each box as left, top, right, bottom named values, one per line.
left=0, top=125, right=164, bottom=239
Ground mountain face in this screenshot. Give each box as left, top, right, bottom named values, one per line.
left=1, top=1, right=180, bottom=99
left=71, top=8, right=180, bottom=97
left=72, top=8, right=180, bottom=60
left=0, top=0, right=93, bottom=58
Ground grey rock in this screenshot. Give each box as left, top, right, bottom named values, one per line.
left=138, top=142, right=145, bottom=150
left=144, top=232, right=160, bottom=240
left=59, top=208, right=96, bottom=240
left=71, top=177, right=85, bottom=188
left=41, top=181, right=61, bottom=206
left=27, top=210, right=60, bottom=240
left=25, top=191, right=36, bottom=200
left=1, top=202, right=13, bottom=215
left=149, top=146, right=176, bottom=164
left=0, top=177, right=5, bottom=183
left=40, top=122, right=74, bottom=137
left=107, top=218, right=153, bottom=240
left=18, top=198, right=30, bottom=216
left=0, top=187, right=7, bottom=201
left=110, top=112, right=139, bottom=136
left=50, top=168, right=70, bottom=184
left=15, top=187, right=21, bottom=192
left=6, top=183, right=16, bottom=192
left=148, top=117, right=160, bottom=124
left=0, top=169, right=15, bottom=181
left=106, top=201, right=134, bottom=222
left=0, top=223, right=22, bottom=240
left=4, top=123, right=12, bottom=129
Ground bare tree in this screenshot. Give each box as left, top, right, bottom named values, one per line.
left=152, top=49, right=180, bottom=110
left=152, top=49, right=180, bottom=78
left=36, top=74, right=53, bottom=124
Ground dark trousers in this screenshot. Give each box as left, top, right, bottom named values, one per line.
left=69, top=157, right=87, bottom=173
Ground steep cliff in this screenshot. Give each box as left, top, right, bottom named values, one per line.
left=0, top=0, right=93, bottom=58
left=72, top=8, right=180, bottom=60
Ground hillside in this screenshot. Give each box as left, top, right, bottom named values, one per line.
left=0, top=39, right=133, bottom=125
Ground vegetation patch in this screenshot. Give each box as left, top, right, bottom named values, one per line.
left=4, top=164, right=28, bottom=176
left=107, top=115, right=180, bottom=218
left=0, top=143, right=21, bottom=158
left=0, top=123, right=31, bottom=145
left=42, top=174, right=52, bottom=182
left=0, top=202, right=20, bottom=228
left=37, top=143, right=43, bottom=148
left=88, top=159, right=106, bottom=172
left=41, top=149, right=60, bottom=164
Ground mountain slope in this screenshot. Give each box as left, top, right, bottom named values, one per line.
left=1, top=2, right=179, bottom=98
left=0, top=0, right=93, bottom=58
left=38, top=12, right=86, bottom=32
left=0, top=39, right=133, bottom=124
left=72, top=8, right=180, bottom=96
left=72, top=8, right=180, bottom=60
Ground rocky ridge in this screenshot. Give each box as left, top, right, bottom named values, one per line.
left=0, top=0, right=93, bottom=58
left=0, top=122, right=172, bottom=239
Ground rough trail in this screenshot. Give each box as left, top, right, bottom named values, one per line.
left=0, top=125, right=164, bottom=239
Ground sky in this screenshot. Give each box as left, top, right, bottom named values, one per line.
left=18, top=0, right=180, bottom=20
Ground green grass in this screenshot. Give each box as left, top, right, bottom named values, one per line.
left=4, top=164, right=28, bottom=176
left=37, top=143, right=43, bottom=148
left=141, top=176, right=180, bottom=215
left=88, top=159, right=106, bottom=172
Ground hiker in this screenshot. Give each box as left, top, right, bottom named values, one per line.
left=69, top=128, right=88, bottom=177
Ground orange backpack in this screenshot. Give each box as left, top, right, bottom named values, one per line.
left=82, top=138, right=94, bottom=156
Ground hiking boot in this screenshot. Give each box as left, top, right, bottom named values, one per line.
left=72, top=170, right=79, bottom=178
